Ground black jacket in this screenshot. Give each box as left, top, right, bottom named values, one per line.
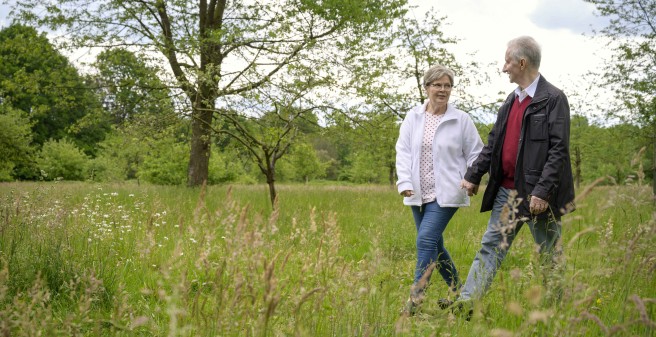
left=464, top=75, right=575, bottom=218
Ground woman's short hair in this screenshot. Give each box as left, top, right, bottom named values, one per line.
left=423, top=65, right=455, bottom=86
left=507, top=36, right=542, bottom=69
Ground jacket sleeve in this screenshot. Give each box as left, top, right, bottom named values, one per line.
left=532, top=92, right=571, bottom=200
left=462, top=115, right=484, bottom=167
left=395, top=115, right=414, bottom=194
left=465, top=110, right=503, bottom=185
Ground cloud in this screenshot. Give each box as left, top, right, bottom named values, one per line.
left=0, top=4, right=10, bottom=28
left=529, top=0, right=611, bottom=34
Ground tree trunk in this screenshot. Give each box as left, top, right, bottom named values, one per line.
left=266, top=170, right=277, bottom=207
left=187, top=102, right=213, bottom=187
left=389, top=163, right=396, bottom=186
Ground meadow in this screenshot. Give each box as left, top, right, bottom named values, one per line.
left=0, top=180, right=654, bottom=336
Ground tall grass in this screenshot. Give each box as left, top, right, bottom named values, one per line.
left=0, top=181, right=653, bottom=336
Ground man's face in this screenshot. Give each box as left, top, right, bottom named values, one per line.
left=502, top=48, right=522, bottom=84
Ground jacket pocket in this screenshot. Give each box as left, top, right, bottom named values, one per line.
left=525, top=173, right=540, bottom=186
left=529, top=114, right=547, bottom=140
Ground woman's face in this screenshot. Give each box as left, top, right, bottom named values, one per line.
left=424, top=75, right=452, bottom=105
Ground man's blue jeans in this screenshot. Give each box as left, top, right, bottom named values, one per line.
left=459, top=187, right=562, bottom=301
left=411, top=201, right=459, bottom=296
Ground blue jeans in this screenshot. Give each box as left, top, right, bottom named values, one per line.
left=410, top=201, right=459, bottom=296
left=459, top=187, right=562, bottom=301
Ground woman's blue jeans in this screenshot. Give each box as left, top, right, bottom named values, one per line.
left=411, top=201, right=459, bottom=296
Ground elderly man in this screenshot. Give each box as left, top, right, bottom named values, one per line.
left=445, top=36, right=576, bottom=316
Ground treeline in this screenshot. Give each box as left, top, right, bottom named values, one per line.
left=0, top=24, right=651, bottom=189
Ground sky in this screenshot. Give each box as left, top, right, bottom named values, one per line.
left=408, top=0, right=613, bottom=117
left=0, top=0, right=614, bottom=119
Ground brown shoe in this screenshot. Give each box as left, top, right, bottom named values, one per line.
left=437, top=298, right=453, bottom=310
left=400, top=297, right=419, bottom=316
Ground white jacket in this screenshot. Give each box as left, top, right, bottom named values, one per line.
left=396, top=102, right=483, bottom=207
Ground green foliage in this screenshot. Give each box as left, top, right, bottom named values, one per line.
left=86, top=131, right=136, bottom=182
left=0, top=105, right=34, bottom=181
left=320, top=112, right=399, bottom=185
left=7, top=0, right=411, bottom=186
left=86, top=155, right=127, bottom=183
left=0, top=5, right=652, bottom=191
left=207, top=147, right=249, bottom=184
left=277, top=142, right=327, bottom=183
left=585, top=0, right=655, bottom=128
left=92, top=48, right=175, bottom=126
left=585, top=0, right=655, bottom=190
left=0, top=24, right=108, bottom=158
left=139, top=138, right=188, bottom=185
left=344, top=151, right=387, bottom=184
left=36, top=138, right=89, bottom=181
left=87, top=46, right=185, bottom=182
left=298, top=0, right=407, bottom=26
left=571, top=115, right=648, bottom=185
left=293, top=142, right=328, bottom=182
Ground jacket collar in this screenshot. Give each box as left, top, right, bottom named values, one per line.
left=504, top=75, right=552, bottom=106
left=414, top=102, right=458, bottom=121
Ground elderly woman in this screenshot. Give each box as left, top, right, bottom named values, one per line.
left=396, top=64, right=483, bottom=315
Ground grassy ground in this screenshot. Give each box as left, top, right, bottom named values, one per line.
left=0, top=181, right=654, bottom=336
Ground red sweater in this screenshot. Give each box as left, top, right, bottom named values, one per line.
left=501, top=96, right=532, bottom=188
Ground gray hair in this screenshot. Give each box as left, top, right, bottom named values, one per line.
left=423, top=65, right=455, bottom=86
left=507, top=36, right=541, bottom=69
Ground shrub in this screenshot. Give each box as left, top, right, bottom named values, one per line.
left=86, top=155, right=128, bottom=182
left=207, top=148, right=247, bottom=184
left=139, top=139, right=188, bottom=185
left=36, top=138, right=88, bottom=181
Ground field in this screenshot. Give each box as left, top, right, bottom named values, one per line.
left=0, top=181, right=654, bottom=336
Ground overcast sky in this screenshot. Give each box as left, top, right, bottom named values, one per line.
left=409, top=0, right=613, bottom=117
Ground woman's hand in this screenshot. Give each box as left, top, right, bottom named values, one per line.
left=401, top=190, right=414, bottom=197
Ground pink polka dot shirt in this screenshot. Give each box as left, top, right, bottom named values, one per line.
left=419, top=112, right=444, bottom=203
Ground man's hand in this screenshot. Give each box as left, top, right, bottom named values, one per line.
left=529, top=195, right=549, bottom=214
left=460, top=179, right=479, bottom=196
left=401, top=190, right=414, bottom=197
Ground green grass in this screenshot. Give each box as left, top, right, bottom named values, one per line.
left=0, top=181, right=654, bottom=336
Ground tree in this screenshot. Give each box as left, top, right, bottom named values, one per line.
left=346, top=151, right=384, bottom=184
left=289, top=142, right=326, bottom=184
left=8, top=0, right=408, bottom=187
left=0, top=104, right=33, bottom=181
left=0, top=24, right=108, bottom=163
left=321, top=8, right=486, bottom=186
left=93, top=48, right=176, bottom=126
left=88, top=48, right=184, bottom=182
left=586, top=0, right=656, bottom=194
left=570, top=115, right=644, bottom=185
left=349, top=12, right=453, bottom=112
left=342, top=112, right=399, bottom=185
left=216, top=77, right=330, bottom=205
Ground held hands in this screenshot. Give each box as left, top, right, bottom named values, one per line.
left=403, top=180, right=481, bottom=198
left=529, top=195, right=549, bottom=214
left=460, top=179, right=479, bottom=196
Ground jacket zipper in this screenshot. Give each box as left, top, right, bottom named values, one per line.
left=515, top=97, right=548, bottom=184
